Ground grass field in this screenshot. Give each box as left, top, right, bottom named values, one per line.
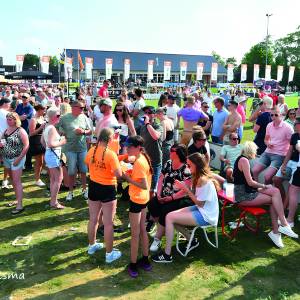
left=0, top=96, right=299, bottom=300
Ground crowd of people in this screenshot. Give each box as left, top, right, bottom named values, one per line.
left=0, top=81, right=300, bottom=277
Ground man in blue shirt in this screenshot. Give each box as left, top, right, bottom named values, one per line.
left=15, top=93, right=34, bottom=133
left=15, top=92, right=34, bottom=170
left=211, top=97, right=228, bottom=144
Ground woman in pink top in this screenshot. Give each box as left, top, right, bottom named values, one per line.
left=237, top=103, right=246, bottom=139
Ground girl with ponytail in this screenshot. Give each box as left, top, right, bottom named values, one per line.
left=85, top=127, right=123, bottom=263
left=122, top=135, right=153, bottom=278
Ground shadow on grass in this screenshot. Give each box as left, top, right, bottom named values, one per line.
left=203, top=249, right=300, bottom=300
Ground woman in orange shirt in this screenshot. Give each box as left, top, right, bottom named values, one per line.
left=122, top=136, right=153, bottom=278
left=85, top=128, right=123, bottom=263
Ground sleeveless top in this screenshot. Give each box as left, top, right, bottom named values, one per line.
left=233, top=155, right=257, bottom=193
left=29, top=121, right=43, bottom=144
left=43, top=125, right=61, bottom=155
left=2, top=128, right=23, bottom=159
left=165, top=130, right=174, bottom=141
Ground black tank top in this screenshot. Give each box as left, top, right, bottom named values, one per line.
left=233, top=155, right=257, bottom=193
left=165, top=130, right=174, bottom=141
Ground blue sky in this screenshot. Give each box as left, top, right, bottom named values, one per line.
left=1, top=0, right=299, bottom=65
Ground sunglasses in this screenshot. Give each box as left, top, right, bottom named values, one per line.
left=116, top=108, right=123, bottom=112
left=271, top=113, right=279, bottom=117
left=6, top=117, right=15, bottom=121
left=56, top=115, right=61, bottom=118
left=289, top=112, right=296, bottom=115
left=144, top=111, right=154, bottom=114
left=74, top=106, right=84, bottom=110
left=22, top=96, right=28, bottom=99
left=202, top=106, right=209, bottom=109
left=231, top=138, right=239, bottom=141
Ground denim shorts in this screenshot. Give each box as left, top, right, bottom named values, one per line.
left=3, top=156, right=26, bottom=171
left=258, top=152, right=284, bottom=170
left=65, top=151, right=88, bottom=175
left=275, top=160, right=298, bottom=183
left=45, top=149, right=61, bottom=169
left=189, top=205, right=209, bottom=226
left=151, top=163, right=162, bottom=192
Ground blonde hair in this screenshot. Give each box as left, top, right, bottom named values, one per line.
left=7, top=112, right=21, bottom=127
left=186, top=96, right=195, bottom=104
left=60, top=103, right=72, bottom=116
left=241, top=141, right=257, bottom=159
left=263, top=96, right=273, bottom=109
left=47, top=106, right=60, bottom=120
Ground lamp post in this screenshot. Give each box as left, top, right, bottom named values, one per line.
left=265, top=13, right=273, bottom=67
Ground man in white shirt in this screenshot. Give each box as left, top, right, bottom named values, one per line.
left=164, top=95, right=180, bottom=143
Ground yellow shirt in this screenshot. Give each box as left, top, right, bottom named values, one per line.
left=85, top=145, right=120, bottom=185
left=129, top=154, right=152, bottom=204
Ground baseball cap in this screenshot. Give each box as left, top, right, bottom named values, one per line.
left=99, top=98, right=113, bottom=107
left=22, top=93, right=30, bottom=99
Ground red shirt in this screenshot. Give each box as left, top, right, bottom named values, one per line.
left=269, top=94, right=278, bottom=107
left=98, top=85, right=109, bottom=98
left=258, top=92, right=266, bottom=99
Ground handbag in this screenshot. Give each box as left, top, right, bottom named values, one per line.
left=50, top=148, right=67, bottom=167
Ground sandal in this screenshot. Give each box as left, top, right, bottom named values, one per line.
left=11, top=208, right=25, bottom=215
left=6, top=201, right=17, bottom=207
left=50, top=203, right=65, bottom=210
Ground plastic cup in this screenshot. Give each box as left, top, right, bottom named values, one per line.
left=1, top=139, right=6, bottom=146
left=225, top=183, right=234, bottom=198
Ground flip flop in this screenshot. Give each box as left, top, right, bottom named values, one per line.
left=50, top=203, right=65, bottom=210
left=11, top=208, right=25, bottom=215
left=6, top=201, right=17, bottom=207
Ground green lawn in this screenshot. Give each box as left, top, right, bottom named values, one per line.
left=0, top=96, right=300, bottom=300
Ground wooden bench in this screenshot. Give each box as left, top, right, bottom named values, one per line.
left=218, top=190, right=268, bottom=240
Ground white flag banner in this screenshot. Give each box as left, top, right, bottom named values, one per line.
left=64, top=57, right=73, bottom=80
left=85, top=57, right=93, bottom=80
left=227, top=64, right=234, bottom=82
left=196, top=62, right=204, bottom=80
left=41, top=56, right=50, bottom=73
left=265, top=65, right=271, bottom=80
left=16, top=55, right=24, bottom=72
left=211, top=63, right=218, bottom=81
left=253, top=64, right=260, bottom=81
left=124, top=59, right=130, bottom=80
left=277, top=65, right=283, bottom=82
left=105, top=58, right=113, bottom=80
left=288, top=66, right=295, bottom=82
left=147, top=60, right=154, bottom=80
left=180, top=61, right=187, bottom=81
left=241, top=64, right=247, bottom=82
left=164, top=61, right=171, bottom=81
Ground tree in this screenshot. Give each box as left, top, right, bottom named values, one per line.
left=50, top=56, right=59, bottom=68
left=23, top=54, right=40, bottom=71
left=212, top=51, right=225, bottom=66
left=240, top=39, right=275, bottom=82
left=225, top=57, right=238, bottom=69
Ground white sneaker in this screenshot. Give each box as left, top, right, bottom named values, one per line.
left=277, top=219, right=294, bottom=228
left=87, top=242, right=104, bottom=255
left=35, top=179, right=46, bottom=187
left=268, top=231, right=284, bottom=248
left=278, top=225, right=298, bottom=238
left=106, top=249, right=122, bottom=263
left=82, top=188, right=89, bottom=200
left=66, top=191, right=73, bottom=201
left=150, top=238, right=161, bottom=252
left=1, top=180, right=9, bottom=189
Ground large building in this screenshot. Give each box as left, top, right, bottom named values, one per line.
left=66, top=49, right=227, bottom=84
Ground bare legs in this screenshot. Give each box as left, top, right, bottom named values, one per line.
left=34, top=154, right=44, bottom=182
left=10, top=168, right=23, bottom=210
left=49, top=167, right=63, bottom=207
left=129, top=208, right=149, bottom=263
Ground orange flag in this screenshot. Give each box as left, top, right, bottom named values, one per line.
left=78, top=50, right=84, bottom=71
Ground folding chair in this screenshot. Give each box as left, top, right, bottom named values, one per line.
left=176, top=224, right=219, bottom=257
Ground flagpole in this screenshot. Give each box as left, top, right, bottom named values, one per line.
left=77, top=49, right=80, bottom=84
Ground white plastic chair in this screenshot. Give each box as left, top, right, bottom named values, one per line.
left=176, top=224, right=219, bottom=257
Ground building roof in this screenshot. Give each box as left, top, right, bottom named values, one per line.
left=66, top=49, right=227, bottom=74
